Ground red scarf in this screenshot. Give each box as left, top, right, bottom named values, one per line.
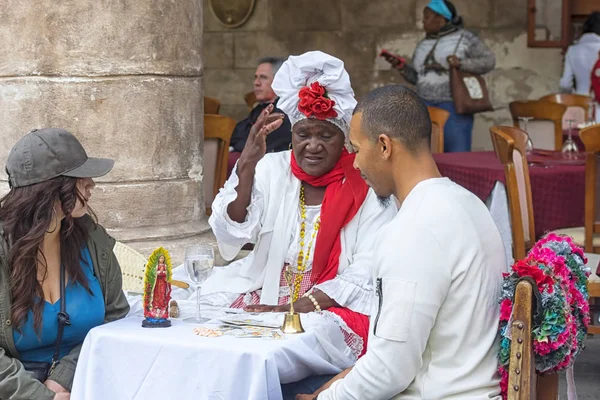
left=290, top=149, right=371, bottom=356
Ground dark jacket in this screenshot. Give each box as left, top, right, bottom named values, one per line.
left=0, top=215, right=130, bottom=399
left=230, top=100, right=292, bottom=153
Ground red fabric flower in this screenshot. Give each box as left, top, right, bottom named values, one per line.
left=298, top=82, right=338, bottom=120
left=500, top=298, right=513, bottom=321
left=512, top=259, right=554, bottom=289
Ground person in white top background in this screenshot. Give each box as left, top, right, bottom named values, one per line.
left=560, top=11, right=600, bottom=121
left=298, top=85, right=506, bottom=400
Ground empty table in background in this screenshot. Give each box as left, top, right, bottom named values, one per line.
left=433, top=151, right=585, bottom=238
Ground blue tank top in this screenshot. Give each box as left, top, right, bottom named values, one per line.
left=13, top=246, right=105, bottom=363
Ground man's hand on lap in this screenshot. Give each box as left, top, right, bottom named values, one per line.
left=296, top=395, right=317, bottom=400
left=45, top=380, right=68, bottom=393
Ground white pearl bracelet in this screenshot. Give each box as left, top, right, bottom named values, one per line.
left=306, top=293, right=321, bottom=312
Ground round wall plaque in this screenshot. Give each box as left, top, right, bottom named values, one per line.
left=209, top=0, right=256, bottom=29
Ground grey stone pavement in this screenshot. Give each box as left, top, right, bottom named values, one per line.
left=559, top=335, right=600, bottom=399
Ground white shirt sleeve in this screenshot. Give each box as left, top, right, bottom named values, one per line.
left=208, top=162, right=266, bottom=261
left=314, top=193, right=397, bottom=315
left=317, top=224, right=451, bottom=400
left=314, top=270, right=373, bottom=315
left=559, top=47, right=575, bottom=92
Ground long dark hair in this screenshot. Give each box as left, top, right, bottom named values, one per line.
left=583, top=11, right=600, bottom=35
left=0, top=176, right=94, bottom=333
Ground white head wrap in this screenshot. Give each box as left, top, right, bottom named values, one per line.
left=272, top=51, right=356, bottom=136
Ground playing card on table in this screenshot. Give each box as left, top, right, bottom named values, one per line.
left=218, top=315, right=281, bottom=329
left=231, top=327, right=285, bottom=339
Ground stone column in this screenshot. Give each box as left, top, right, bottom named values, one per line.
left=0, top=0, right=209, bottom=259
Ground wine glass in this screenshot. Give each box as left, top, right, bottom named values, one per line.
left=184, top=245, right=215, bottom=323
left=561, top=119, right=579, bottom=157
left=518, top=117, right=534, bottom=153
left=588, top=103, right=596, bottom=125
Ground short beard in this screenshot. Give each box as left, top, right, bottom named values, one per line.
left=377, top=196, right=392, bottom=209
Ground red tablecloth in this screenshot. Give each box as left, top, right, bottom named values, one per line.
left=434, top=151, right=585, bottom=238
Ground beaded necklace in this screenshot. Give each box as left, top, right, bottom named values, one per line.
left=292, top=185, right=321, bottom=302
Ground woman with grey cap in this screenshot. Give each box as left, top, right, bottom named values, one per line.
left=0, top=128, right=129, bottom=399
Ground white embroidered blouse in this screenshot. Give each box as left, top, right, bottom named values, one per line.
left=202, top=151, right=397, bottom=315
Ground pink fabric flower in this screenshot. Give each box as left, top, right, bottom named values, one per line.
left=534, top=340, right=554, bottom=356
left=498, top=366, right=508, bottom=399
left=500, top=299, right=513, bottom=321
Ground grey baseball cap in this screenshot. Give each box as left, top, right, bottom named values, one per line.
left=6, top=128, right=114, bottom=188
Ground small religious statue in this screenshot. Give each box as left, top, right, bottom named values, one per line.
left=142, top=247, right=173, bottom=328
left=281, top=265, right=305, bottom=334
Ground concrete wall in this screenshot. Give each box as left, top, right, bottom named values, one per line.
left=0, top=0, right=208, bottom=253
left=204, top=0, right=565, bottom=151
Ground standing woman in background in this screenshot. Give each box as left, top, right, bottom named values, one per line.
left=560, top=11, right=600, bottom=122
left=396, top=0, right=496, bottom=152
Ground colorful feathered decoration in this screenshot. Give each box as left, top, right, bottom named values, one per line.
left=497, top=234, right=590, bottom=398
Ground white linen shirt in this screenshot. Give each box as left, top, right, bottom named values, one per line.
left=203, top=151, right=397, bottom=315
left=319, top=178, right=505, bottom=400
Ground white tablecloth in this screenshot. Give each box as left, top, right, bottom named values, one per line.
left=71, top=311, right=353, bottom=400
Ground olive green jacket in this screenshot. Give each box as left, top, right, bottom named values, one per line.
left=0, top=216, right=130, bottom=400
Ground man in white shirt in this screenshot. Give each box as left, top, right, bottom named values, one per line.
left=301, top=85, right=505, bottom=399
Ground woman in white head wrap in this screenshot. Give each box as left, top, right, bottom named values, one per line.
left=204, top=51, right=396, bottom=380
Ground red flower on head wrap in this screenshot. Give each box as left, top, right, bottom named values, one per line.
left=298, top=82, right=338, bottom=120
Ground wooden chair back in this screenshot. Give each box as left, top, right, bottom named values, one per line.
left=490, top=126, right=536, bottom=261
left=576, top=126, right=600, bottom=336
left=540, top=93, right=591, bottom=128
left=203, top=114, right=235, bottom=215
left=113, top=241, right=146, bottom=293
left=244, top=91, right=258, bottom=111
left=588, top=271, right=600, bottom=335
left=204, top=96, right=221, bottom=114
left=509, top=100, right=566, bottom=150
left=507, top=279, right=558, bottom=400
left=428, top=106, right=449, bottom=154
left=579, top=125, right=600, bottom=253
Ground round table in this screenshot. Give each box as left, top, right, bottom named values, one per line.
left=433, top=151, right=585, bottom=238
left=71, top=310, right=352, bottom=400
